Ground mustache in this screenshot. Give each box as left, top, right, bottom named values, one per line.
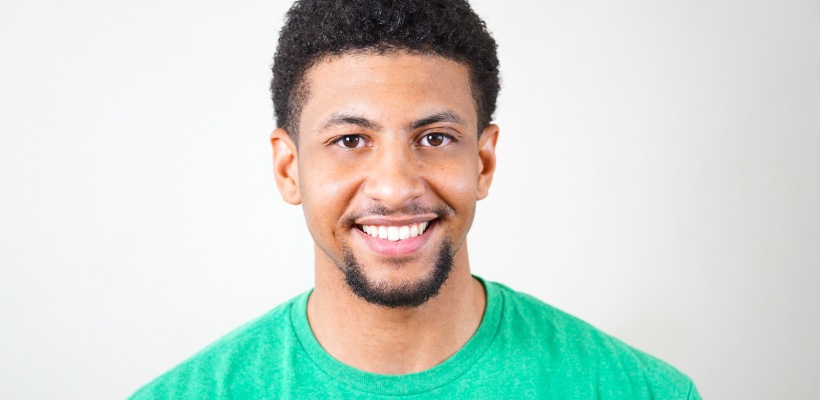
left=341, top=203, right=454, bottom=226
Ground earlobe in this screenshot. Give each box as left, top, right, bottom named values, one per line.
left=476, top=124, right=499, bottom=200
left=270, top=128, right=301, bottom=205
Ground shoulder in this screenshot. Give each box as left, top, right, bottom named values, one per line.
left=129, top=293, right=305, bottom=400
left=486, top=281, right=700, bottom=399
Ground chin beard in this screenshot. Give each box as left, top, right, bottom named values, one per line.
left=340, top=238, right=454, bottom=308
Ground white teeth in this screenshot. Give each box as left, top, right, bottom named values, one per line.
left=361, top=222, right=431, bottom=241
left=387, top=226, right=399, bottom=241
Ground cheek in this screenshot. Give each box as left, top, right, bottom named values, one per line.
left=424, top=156, right=480, bottom=208
left=429, top=162, right=479, bottom=248
left=299, top=158, right=361, bottom=231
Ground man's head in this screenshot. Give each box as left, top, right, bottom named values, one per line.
left=270, top=0, right=499, bottom=308
left=271, top=0, right=500, bottom=139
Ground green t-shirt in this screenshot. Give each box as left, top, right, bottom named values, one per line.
left=131, top=279, right=700, bottom=399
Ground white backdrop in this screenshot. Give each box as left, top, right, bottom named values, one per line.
left=1, top=1, right=818, bottom=398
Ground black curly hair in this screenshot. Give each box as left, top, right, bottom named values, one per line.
left=271, top=0, right=500, bottom=139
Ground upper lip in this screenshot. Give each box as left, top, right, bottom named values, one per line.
left=354, top=214, right=438, bottom=226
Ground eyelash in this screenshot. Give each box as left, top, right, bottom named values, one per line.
left=332, top=135, right=369, bottom=149
left=330, top=132, right=457, bottom=149
left=416, top=132, right=454, bottom=147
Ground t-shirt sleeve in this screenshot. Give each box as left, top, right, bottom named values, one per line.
left=687, top=381, right=703, bottom=400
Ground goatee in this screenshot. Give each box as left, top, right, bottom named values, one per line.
left=341, top=238, right=454, bottom=308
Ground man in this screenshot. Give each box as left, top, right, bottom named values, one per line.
left=132, top=0, right=700, bottom=398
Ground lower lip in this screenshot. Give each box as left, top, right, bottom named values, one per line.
left=354, top=222, right=434, bottom=258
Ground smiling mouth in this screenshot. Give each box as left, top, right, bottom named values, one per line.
left=357, top=221, right=433, bottom=242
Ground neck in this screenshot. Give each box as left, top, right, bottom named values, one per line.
left=307, top=244, right=486, bottom=374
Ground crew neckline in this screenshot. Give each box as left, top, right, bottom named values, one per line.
left=290, top=276, right=503, bottom=395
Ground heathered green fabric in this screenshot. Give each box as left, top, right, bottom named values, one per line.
left=131, top=278, right=701, bottom=399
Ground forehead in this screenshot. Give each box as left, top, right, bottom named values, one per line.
left=298, top=52, right=477, bottom=135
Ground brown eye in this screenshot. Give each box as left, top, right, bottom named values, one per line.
left=335, top=135, right=364, bottom=149
left=419, top=133, right=451, bottom=147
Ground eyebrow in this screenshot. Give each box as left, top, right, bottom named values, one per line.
left=315, top=110, right=465, bottom=134
left=317, top=113, right=384, bottom=133
left=407, top=111, right=465, bottom=130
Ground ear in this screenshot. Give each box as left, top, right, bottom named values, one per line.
left=270, top=128, right=301, bottom=205
left=476, top=124, right=499, bottom=200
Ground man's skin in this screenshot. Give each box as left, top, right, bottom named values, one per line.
left=270, top=52, right=499, bottom=375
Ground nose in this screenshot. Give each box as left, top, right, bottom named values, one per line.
left=362, top=145, right=425, bottom=210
